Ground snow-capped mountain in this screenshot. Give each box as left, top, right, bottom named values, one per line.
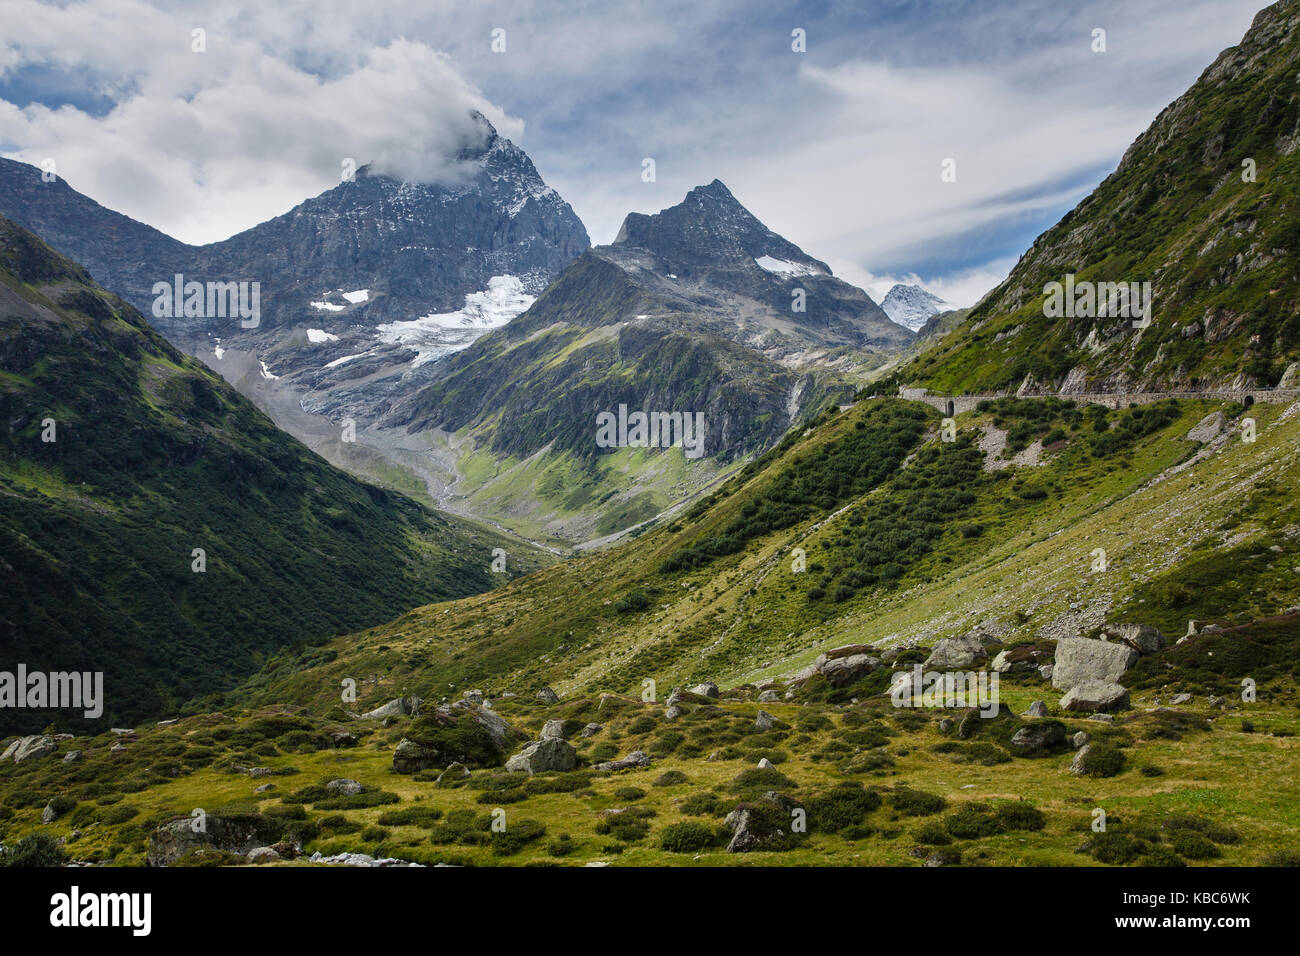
left=880, top=283, right=952, bottom=332
left=0, top=112, right=590, bottom=499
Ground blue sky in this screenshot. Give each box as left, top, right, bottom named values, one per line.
left=0, top=0, right=1265, bottom=304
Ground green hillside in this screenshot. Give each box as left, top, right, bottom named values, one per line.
left=0, top=217, right=547, bottom=733
left=884, top=0, right=1300, bottom=394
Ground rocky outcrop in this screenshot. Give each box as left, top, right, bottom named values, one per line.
left=1100, top=623, right=1166, bottom=655
left=10, top=735, right=56, bottom=763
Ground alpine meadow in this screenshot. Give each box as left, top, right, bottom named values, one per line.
left=0, top=0, right=1297, bottom=932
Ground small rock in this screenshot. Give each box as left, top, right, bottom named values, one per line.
left=536, top=687, right=560, bottom=704
left=505, top=737, right=577, bottom=774
left=580, top=723, right=602, bottom=738
left=1170, top=693, right=1193, bottom=706
left=247, top=846, right=281, bottom=864
left=755, top=710, right=777, bottom=731
left=325, top=778, right=364, bottom=796
left=757, top=757, right=774, bottom=769
left=689, top=681, right=720, bottom=699
left=1070, top=731, right=1090, bottom=749
left=593, top=750, right=650, bottom=772
left=1022, top=700, right=1049, bottom=718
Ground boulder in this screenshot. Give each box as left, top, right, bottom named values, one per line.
left=689, top=682, right=720, bottom=699
left=392, top=738, right=440, bottom=774
left=1009, top=721, right=1065, bottom=753
left=146, top=814, right=284, bottom=866
left=1069, top=745, right=1094, bottom=775
left=664, top=704, right=684, bottom=720
left=757, top=757, right=774, bottom=769
left=992, top=648, right=1047, bottom=673
left=13, top=735, right=56, bottom=763
left=62, top=750, right=82, bottom=763
left=1038, top=664, right=1054, bottom=680
left=360, top=696, right=421, bottom=720
left=451, top=701, right=517, bottom=751
left=593, top=750, right=650, bottom=772
left=536, top=687, right=560, bottom=704
left=758, top=689, right=780, bottom=702
left=755, top=710, right=778, bottom=731
left=247, top=846, right=281, bottom=864
left=42, top=801, right=59, bottom=824
left=1060, top=680, right=1130, bottom=713
left=540, top=719, right=568, bottom=740
left=1170, top=693, right=1193, bottom=706
left=1070, top=731, right=1090, bottom=749
left=1103, top=623, right=1166, bottom=655
left=923, top=633, right=991, bottom=670
left=724, top=792, right=801, bottom=853
left=329, top=732, right=358, bottom=748
left=0, top=738, right=20, bottom=761
left=325, top=778, right=364, bottom=796
left=1051, top=638, right=1137, bottom=690
left=580, top=723, right=602, bottom=737
left=504, top=737, right=577, bottom=774
left=1022, top=700, right=1049, bottom=718
left=819, top=654, right=880, bottom=687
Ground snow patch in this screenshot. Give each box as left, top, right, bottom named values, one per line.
left=342, top=289, right=370, bottom=304
left=755, top=255, right=824, bottom=278
left=307, top=328, right=339, bottom=344
left=311, top=300, right=345, bottom=312
left=376, top=275, right=535, bottom=366
left=259, top=360, right=278, bottom=380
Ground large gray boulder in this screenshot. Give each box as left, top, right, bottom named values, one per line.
left=360, top=695, right=421, bottom=720
left=325, top=778, right=363, bottom=796
left=1051, top=638, right=1137, bottom=690
left=505, top=737, right=577, bottom=774
left=923, top=633, right=991, bottom=670
left=13, top=735, right=56, bottom=763
left=1009, top=720, right=1066, bottom=753
left=540, top=719, right=568, bottom=740
left=689, top=681, right=720, bottom=699
left=1060, top=680, right=1131, bottom=713
left=452, top=702, right=516, bottom=751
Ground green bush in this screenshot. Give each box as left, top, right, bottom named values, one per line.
left=0, top=833, right=67, bottom=867
left=890, top=788, right=946, bottom=817
left=806, top=782, right=882, bottom=833
left=1075, top=743, right=1126, bottom=778
left=659, top=821, right=723, bottom=853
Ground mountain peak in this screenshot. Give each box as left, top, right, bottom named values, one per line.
left=612, top=180, right=828, bottom=275
left=880, top=283, right=952, bottom=332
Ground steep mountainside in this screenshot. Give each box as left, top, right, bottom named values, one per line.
left=880, top=283, right=952, bottom=332
left=0, top=113, right=589, bottom=511
left=889, top=0, right=1300, bottom=395
left=0, top=217, right=545, bottom=734
left=384, top=181, right=913, bottom=543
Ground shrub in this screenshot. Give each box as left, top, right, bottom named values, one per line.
left=0, top=833, right=67, bottom=867
left=1168, top=830, right=1221, bottom=860
left=1075, top=743, right=1126, bottom=778
left=1089, top=832, right=1149, bottom=865
left=890, top=788, right=946, bottom=817
left=653, top=770, right=689, bottom=787
left=680, top=793, right=722, bottom=816
left=728, top=767, right=797, bottom=796
left=547, top=834, right=576, bottom=857
left=491, top=819, right=547, bottom=856
left=659, top=821, right=723, bottom=853
left=613, top=786, right=646, bottom=802
left=1139, top=845, right=1187, bottom=867
left=376, top=806, right=444, bottom=827
left=806, top=782, right=882, bottom=833
left=913, top=821, right=952, bottom=845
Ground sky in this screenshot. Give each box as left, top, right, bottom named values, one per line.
left=0, top=0, right=1266, bottom=307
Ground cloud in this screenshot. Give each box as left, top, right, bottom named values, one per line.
left=829, top=258, right=1020, bottom=310
left=0, top=0, right=519, bottom=243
